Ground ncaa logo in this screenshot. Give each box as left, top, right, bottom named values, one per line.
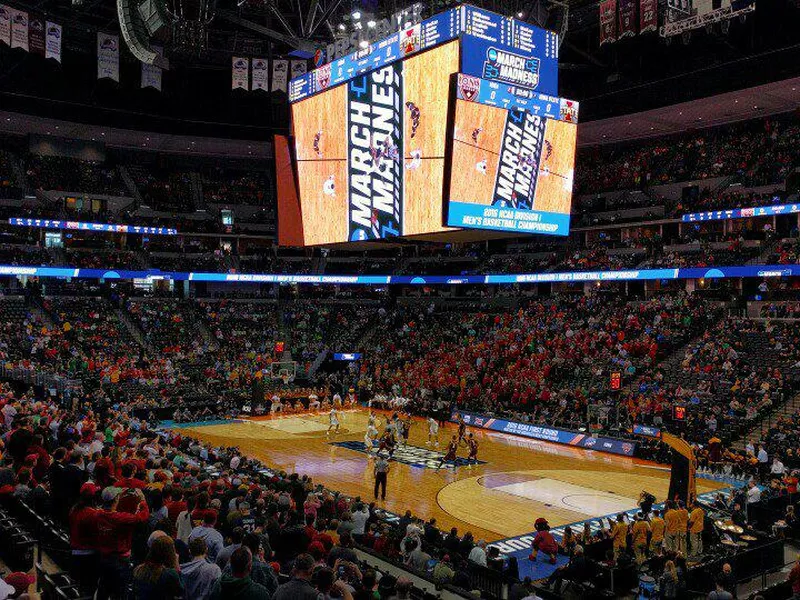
left=458, top=74, right=481, bottom=102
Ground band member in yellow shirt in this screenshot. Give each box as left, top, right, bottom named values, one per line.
left=664, top=502, right=681, bottom=553
left=650, top=509, right=666, bottom=554
left=676, top=500, right=689, bottom=556
left=688, top=500, right=705, bottom=559
left=631, top=513, right=651, bottom=565
left=609, top=513, right=628, bottom=560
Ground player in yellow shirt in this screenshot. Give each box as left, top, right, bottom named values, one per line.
left=650, top=509, right=666, bottom=554
left=631, top=513, right=651, bottom=565
left=676, top=500, right=689, bottom=556
left=664, top=502, right=681, bottom=553
left=609, top=513, right=628, bottom=560
left=688, top=500, right=705, bottom=559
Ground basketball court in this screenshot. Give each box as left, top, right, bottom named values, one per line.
left=173, top=410, right=727, bottom=544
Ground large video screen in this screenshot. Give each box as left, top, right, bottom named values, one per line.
left=289, top=40, right=459, bottom=246
left=446, top=98, right=577, bottom=236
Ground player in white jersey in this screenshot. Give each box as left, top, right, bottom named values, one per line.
left=427, top=416, right=440, bottom=447
left=332, top=392, right=342, bottom=407
left=270, top=394, right=282, bottom=414
left=364, top=423, right=379, bottom=453
left=327, top=407, right=340, bottom=435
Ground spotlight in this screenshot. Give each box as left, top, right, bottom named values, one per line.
left=359, top=40, right=368, bottom=48
left=338, top=23, right=346, bottom=30
left=367, top=20, right=376, bottom=28
left=351, top=10, right=361, bottom=20
left=517, top=11, right=524, bottom=18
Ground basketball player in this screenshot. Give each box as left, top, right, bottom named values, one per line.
left=379, top=429, right=396, bottom=458
left=313, top=130, right=323, bottom=157
left=466, top=433, right=479, bottom=467
left=406, top=149, right=422, bottom=171
left=323, top=175, right=336, bottom=196
left=327, top=407, right=340, bottom=435
left=332, top=391, right=342, bottom=407
left=364, top=422, right=379, bottom=454
left=270, top=393, right=282, bottom=414
left=399, top=416, right=410, bottom=446
left=368, top=410, right=378, bottom=430
left=308, top=391, right=320, bottom=411
left=471, top=127, right=482, bottom=144
left=427, top=416, right=440, bottom=447
left=437, top=435, right=459, bottom=470
left=405, top=101, right=420, bottom=138
left=457, top=415, right=467, bottom=446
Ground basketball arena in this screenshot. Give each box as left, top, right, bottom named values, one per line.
left=0, top=1, right=798, bottom=599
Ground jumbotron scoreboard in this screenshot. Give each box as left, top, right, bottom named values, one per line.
left=278, top=4, right=578, bottom=246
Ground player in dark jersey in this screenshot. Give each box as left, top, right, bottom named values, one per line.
left=379, top=429, right=396, bottom=458
left=401, top=416, right=412, bottom=445
left=313, top=130, right=323, bottom=157
left=466, top=433, right=479, bottom=466
left=405, top=102, right=420, bottom=138
left=437, top=435, right=459, bottom=470
left=543, top=140, right=553, bottom=161
left=457, top=416, right=467, bottom=445
left=471, top=127, right=482, bottom=144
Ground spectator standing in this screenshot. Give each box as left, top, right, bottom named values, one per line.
left=181, top=537, right=222, bottom=600
left=209, top=546, right=271, bottom=600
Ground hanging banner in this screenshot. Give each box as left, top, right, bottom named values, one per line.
left=141, top=45, right=163, bottom=90
left=618, top=0, right=637, bottom=38
left=10, top=8, right=28, bottom=51
left=232, top=56, right=249, bottom=90
left=639, top=0, right=658, bottom=33
left=271, top=58, right=288, bottom=92
left=0, top=6, right=11, bottom=46
left=251, top=58, right=268, bottom=91
left=45, top=21, right=61, bottom=61
left=97, top=32, right=119, bottom=81
left=599, top=0, right=618, bottom=45
left=290, top=59, right=307, bottom=81
left=28, top=15, right=44, bottom=56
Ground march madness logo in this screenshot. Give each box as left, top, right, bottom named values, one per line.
left=330, top=441, right=486, bottom=470
left=346, top=64, right=404, bottom=241
left=482, top=47, right=540, bottom=89
left=492, top=109, right=545, bottom=210
left=315, top=63, right=332, bottom=91
left=457, top=74, right=481, bottom=102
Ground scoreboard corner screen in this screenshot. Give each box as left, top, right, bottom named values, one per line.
left=280, top=5, right=577, bottom=246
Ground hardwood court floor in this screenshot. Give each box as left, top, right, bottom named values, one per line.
left=178, top=411, right=725, bottom=542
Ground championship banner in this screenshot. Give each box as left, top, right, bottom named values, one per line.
left=271, top=59, right=288, bottom=92
left=618, top=0, right=637, bottom=38
left=290, top=59, right=307, bottom=81
left=492, top=109, right=546, bottom=211
left=639, top=0, right=658, bottom=33
left=251, top=58, right=268, bottom=91
left=141, top=45, right=163, bottom=90
left=45, top=21, right=61, bottom=62
left=231, top=56, right=249, bottom=90
left=599, top=0, right=617, bottom=45
left=10, top=8, right=28, bottom=51
left=0, top=6, right=10, bottom=46
left=97, top=33, right=119, bottom=82
left=346, top=64, right=404, bottom=241
left=28, top=16, right=45, bottom=56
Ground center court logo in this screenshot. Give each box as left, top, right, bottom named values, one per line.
left=483, top=47, right=540, bottom=89
left=330, top=441, right=485, bottom=470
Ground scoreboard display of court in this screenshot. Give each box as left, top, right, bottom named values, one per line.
left=283, top=4, right=578, bottom=246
